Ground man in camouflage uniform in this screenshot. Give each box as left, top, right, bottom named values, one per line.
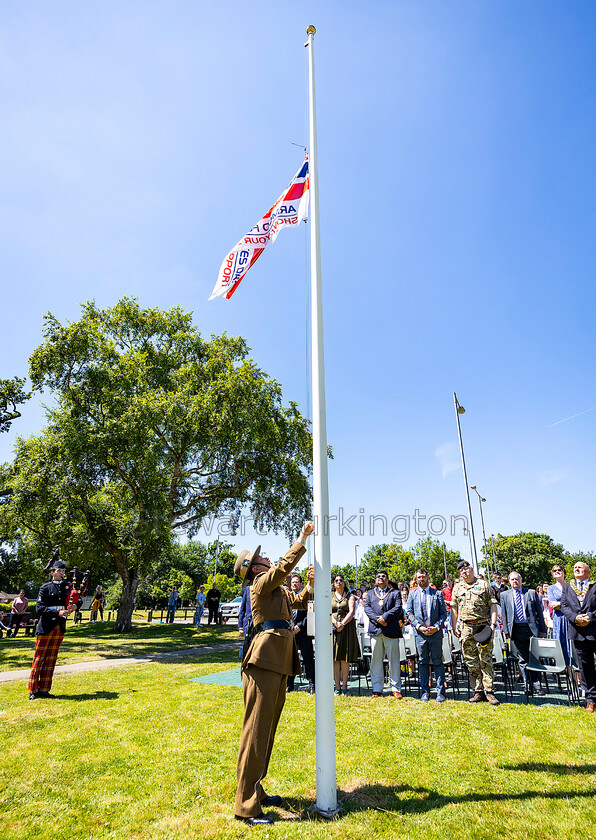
left=451, top=560, right=499, bottom=705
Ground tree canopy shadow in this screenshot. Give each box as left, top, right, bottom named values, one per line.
left=56, top=691, right=120, bottom=701
left=500, top=762, right=596, bottom=775
left=281, top=781, right=596, bottom=819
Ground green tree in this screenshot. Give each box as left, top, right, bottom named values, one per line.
left=151, top=568, right=195, bottom=605
left=0, top=298, right=312, bottom=631
left=358, top=539, right=462, bottom=587
left=213, top=573, right=240, bottom=603
left=359, top=544, right=416, bottom=584
left=0, top=377, right=30, bottom=434
left=411, top=537, right=462, bottom=585
left=562, top=549, right=596, bottom=579
left=487, top=533, right=565, bottom=587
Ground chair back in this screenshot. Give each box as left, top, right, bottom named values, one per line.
left=397, top=637, right=407, bottom=663
left=441, top=633, right=452, bottom=664
left=527, top=636, right=566, bottom=672
left=404, top=633, right=417, bottom=657
left=359, top=633, right=372, bottom=654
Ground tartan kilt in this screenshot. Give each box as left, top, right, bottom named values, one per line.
left=29, top=625, right=65, bottom=693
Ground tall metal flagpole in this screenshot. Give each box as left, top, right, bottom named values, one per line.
left=306, top=24, right=338, bottom=817
left=453, top=393, right=479, bottom=574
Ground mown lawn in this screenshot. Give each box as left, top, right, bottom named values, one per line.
left=1, top=647, right=595, bottom=840
left=0, top=620, right=239, bottom=672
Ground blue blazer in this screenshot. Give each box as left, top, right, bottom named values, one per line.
left=238, top=585, right=253, bottom=636
left=500, top=587, right=547, bottom=638
left=406, top=587, right=447, bottom=635
left=364, top=588, right=403, bottom=638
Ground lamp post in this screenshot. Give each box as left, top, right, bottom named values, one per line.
left=470, top=486, right=489, bottom=578
left=354, top=544, right=359, bottom=588
left=490, top=534, right=499, bottom=578
left=453, top=393, right=479, bottom=574
left=213, top=536, right=219, bottom=587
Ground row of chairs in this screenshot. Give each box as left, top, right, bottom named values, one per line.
left=355, top=629, right=461, bottom=698
left=293, top=626, right=587, bottom=705
left=354, top=627, right=585, bottom=705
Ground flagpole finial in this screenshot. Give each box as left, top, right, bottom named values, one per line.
left=306, top=25, right=316, bottom=36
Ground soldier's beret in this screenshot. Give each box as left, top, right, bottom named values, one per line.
left=457, top=560, right=471, bottom=571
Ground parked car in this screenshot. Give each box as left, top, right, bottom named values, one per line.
left=219, top=596, right=243, bottom=625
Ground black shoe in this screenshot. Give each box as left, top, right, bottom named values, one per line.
left=235, top=814, right=273, bottom=825
left=260, top=795, right=282, bottom=806
left=38, top=691, right=56, bottom=698
left=29, top=692, right=39, bottom=700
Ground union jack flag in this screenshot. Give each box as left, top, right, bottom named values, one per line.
left=209, top=158, right=309, bottom=300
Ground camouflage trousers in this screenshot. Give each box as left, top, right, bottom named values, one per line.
left=460, top=623, right=494, bottom=693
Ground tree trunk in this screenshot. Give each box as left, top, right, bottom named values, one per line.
left=115, top=567, right=139, bottom=632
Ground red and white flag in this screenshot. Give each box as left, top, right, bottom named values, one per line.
left=209, top=158, right=309, bottom=300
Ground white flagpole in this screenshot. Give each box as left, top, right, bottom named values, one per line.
left=306, top=24, right=338, bottom=817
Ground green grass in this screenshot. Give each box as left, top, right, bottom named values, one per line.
left=1, top=644, right=596, bottom=840
left=0, top=620, right=239, bottom=672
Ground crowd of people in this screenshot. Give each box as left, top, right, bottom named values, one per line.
left=285, top=560, right=595, bottom=711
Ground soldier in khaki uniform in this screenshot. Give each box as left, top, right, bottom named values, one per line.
left=451, top=560, right=499, bottom=705
left=233, top=521, right=314, bottom=825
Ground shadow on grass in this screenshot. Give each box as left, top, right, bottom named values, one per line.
left=1, top=623, right=239, bottom=671
left=56, top=691, right=120, bottom=701
left=281, top=782, right=596, bottom=819
left=500, top=762, right=596, bottom=775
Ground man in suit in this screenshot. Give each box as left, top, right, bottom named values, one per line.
left=500, top=571, right=547, bottom=694
left=233, top=522, right=314, bottom=825
left=406, top=568, right=448, bottom=702
left=28, top=552, right=76, bottom=699
left=206, top=583, right=221, bottom=624
left=561, top=561, right=596, bottom=712
left=364, top=571, right=403, bottom=699
left=286, top=572, right=315, bottom=694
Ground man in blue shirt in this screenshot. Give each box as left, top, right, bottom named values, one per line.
left=166, top=587, right=178, bottom=624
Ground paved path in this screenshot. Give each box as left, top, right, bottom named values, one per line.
left=0, top=642, right=239, bottom=684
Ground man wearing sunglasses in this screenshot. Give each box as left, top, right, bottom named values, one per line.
left=364, top=571, right=404, bottom=698
left=233, top=522, right=315, bottom=825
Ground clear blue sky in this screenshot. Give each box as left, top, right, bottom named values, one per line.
left=2, top=1, right=596, bottom=570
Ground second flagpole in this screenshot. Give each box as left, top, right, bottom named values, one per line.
left=306, top=24, right=338, bottom=817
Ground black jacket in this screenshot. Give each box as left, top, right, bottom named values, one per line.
left=561, top=581, right=596, bottom=642
left=35, top=579, right=72, bottom=635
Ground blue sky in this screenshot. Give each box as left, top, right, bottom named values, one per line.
left=2, top=1, right=596, bottom=570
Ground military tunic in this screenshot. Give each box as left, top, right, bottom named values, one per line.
left=235, top=540, right=312, bottom=818
left=451, top=577, right=497, bottom=693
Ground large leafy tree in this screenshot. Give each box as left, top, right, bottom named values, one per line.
left=0, top=299, right=312, bottom=630
left=485, top=532, right=565, bottom=587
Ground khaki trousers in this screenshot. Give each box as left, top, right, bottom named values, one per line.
left=235, top=664, right=287, bottom=818
left=460, top=623, right=494, bottom=693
